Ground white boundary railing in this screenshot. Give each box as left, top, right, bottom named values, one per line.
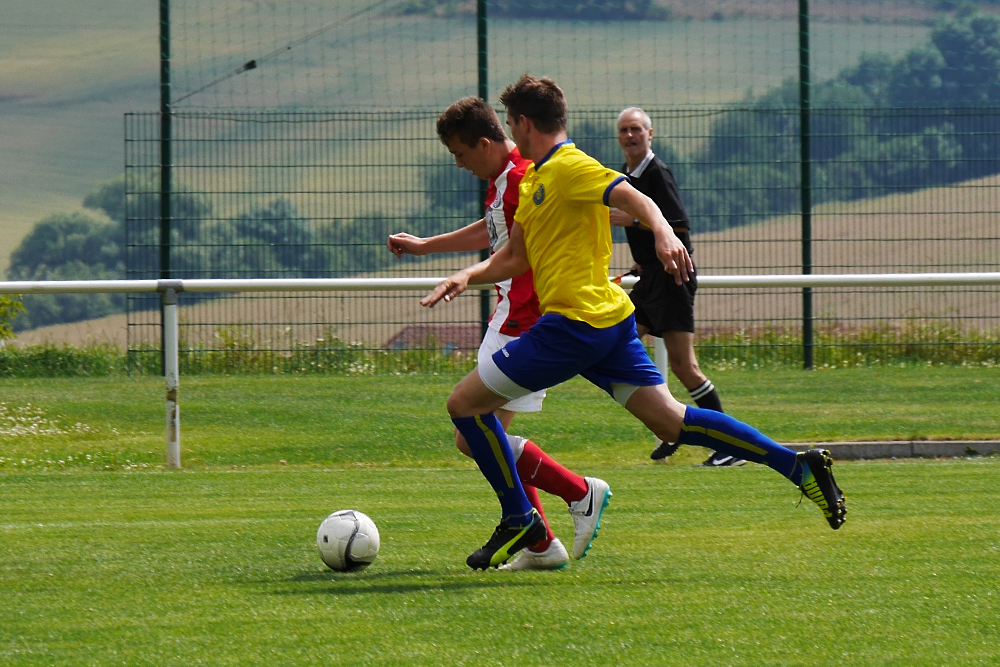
left=2, top=272, right=999, bottom=468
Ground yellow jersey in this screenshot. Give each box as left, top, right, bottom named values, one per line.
left=514, top=141, right=634, bottom=328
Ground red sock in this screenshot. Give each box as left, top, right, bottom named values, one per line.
left=522, top=483, right=554, bottom=552
left=516, top=440, right=589, bottom=505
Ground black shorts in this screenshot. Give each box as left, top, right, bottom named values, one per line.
left=629, top=262, right=698, bottom=336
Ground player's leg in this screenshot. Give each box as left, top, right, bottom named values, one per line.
left=470, top=330, right=582, bottom=566
left=474, top=329, right=591, bottom=511
left=448, top=371, right=546, bottom=568
left=512, top=435, right=608, bottom=561
left=663, top=331, right=718, bottom=410
left=623, top=384, right=845, bottom=529
left=454, top=414, right=566, bottom=569
left=494, top=376, right=591, bottom=522
left=585, top=317, right=845, bottom=529
left=478, top=315, right=616, bottom=559
left=636, top=323, right=685, bottom=461
left=662, top=330, right=743, bottom=467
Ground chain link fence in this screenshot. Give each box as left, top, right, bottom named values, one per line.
left=126, top=2, right=1000, bottom=369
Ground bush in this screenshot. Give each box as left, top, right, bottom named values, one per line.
left=0, top=344, right=128, bottom=378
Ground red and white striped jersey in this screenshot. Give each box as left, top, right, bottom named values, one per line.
left=484, top=147, right=540, bottom=337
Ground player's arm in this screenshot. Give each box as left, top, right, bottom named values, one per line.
left=608, top=180, right=693, bottom=284
left=420, top=221, right=529, bottom=307
left=387, top=219, right=490, bottom=258
left=608, top=207, right=636, bottom=227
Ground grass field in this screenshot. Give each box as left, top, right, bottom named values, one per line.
left=2, top=461, right=998, bottom=666
left=2, top=366, right=999, bottom=469
left=2, top=367, right=999, bottom=665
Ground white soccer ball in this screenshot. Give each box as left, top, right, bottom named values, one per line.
left=316, top=509, right=380, bottom=572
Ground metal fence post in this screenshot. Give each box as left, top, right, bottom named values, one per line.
left=159, top=0, right=173, bottom=375
left=161, top=283, right=181, bottom=469
left=477, top=0, right=491, bottom=338
left=799, top=0, right=814, bottom=369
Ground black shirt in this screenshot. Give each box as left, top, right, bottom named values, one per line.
left=623, top=155, right=693, bottom=266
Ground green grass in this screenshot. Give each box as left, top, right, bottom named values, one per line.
left=2, top=367, right=999, bottom=664
left=1, top=366, right=998, bottom=471
left=1, top=462, right=998, bottom=665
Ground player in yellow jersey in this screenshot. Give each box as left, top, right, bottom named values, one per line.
left=422, top=75, right=846, bottom=570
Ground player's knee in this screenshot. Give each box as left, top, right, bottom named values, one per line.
left=446, top=391, right=468, bottom=418
left=454, top=431, right=473, bottom=458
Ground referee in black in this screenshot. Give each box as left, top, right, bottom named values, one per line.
left=609, top=107, right=743, bottom=467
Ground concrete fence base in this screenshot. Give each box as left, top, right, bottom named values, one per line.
left=784, top=440, right=1000, bottom=460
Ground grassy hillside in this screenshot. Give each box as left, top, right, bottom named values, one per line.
left=0, top=1, right=934, bottom=274
left=15, top=173, right=999, bottom=348
left=0, top=1, right=157, bottom=274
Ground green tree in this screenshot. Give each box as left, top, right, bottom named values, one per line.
left=6, top=212, right=127, bottom=331
left=933, top=8, right=1000, bottom=105
left=8, top=212, right=124, bottom=281
left=0, top=295, right=25, bottom=342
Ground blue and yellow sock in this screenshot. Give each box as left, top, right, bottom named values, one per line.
left=676, top=406, right=803, bottom=484
left=452, top=413, right=535, bottom=526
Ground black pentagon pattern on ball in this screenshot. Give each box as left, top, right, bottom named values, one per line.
left=340, top=512, right=366, bottom=572
left=334, top=509, right=368, bottom=572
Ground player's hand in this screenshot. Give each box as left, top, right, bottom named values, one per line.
left=421, top=271, right=469, bottom=308
left=387, top=233, right=428, bottom=258
left=608, top=208, right=634, bottom=227
left=655, top=234, right=694, bottom=285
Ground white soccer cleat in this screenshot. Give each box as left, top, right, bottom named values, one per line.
left=568, top=477, right=611, bottom=560
left=498, top=537, right=569, bottom=571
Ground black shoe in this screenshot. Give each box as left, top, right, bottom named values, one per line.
left=466, top=509, right=547, bottom=570
left=702, top=452, right=747, bottom=467
left=650, top=441, right=680, bottom=460
left=796, top=449, right=847, bottom=530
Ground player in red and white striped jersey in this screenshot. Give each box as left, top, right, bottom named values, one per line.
left=387, top=97, right=607, bottom=571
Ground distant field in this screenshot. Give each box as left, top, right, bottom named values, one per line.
left=0, top=1, right=157, bottom=273
left=14, top=174, right=1000, bottom=348
left=0, top=2, right=934, bottom=273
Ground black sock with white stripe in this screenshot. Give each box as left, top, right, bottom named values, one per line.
left=688, top=379, right=723, bottom=413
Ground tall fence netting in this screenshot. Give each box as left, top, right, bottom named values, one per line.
left=127, top=1, right=1000, bottom=369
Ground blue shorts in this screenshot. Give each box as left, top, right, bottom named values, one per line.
left=478, top=313, right=664, bottom=406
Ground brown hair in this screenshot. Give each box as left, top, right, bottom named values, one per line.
left=436, top=97, right=507, bottom=147
left=499, top=74, right=567, bottom=134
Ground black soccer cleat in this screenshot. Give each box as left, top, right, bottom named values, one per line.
left=466, top=509, right=547, bottom=570
left=796, top=449, right=847, bottom=530
left=650, top=441, right=680, bottom=460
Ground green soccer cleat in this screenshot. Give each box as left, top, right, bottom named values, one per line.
left=796, top=449, right=847, bottom=530
left=466, top=509, right=547, bottom=570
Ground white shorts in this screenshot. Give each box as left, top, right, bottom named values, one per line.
left=477, top=327, right=546, bottom=413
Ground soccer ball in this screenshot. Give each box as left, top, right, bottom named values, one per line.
left=316, top=509, right=380, bottom=572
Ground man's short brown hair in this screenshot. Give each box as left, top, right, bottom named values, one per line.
left=499, top=74, right=567, bottom=134
left=436, top=97, right=508, bottom=147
